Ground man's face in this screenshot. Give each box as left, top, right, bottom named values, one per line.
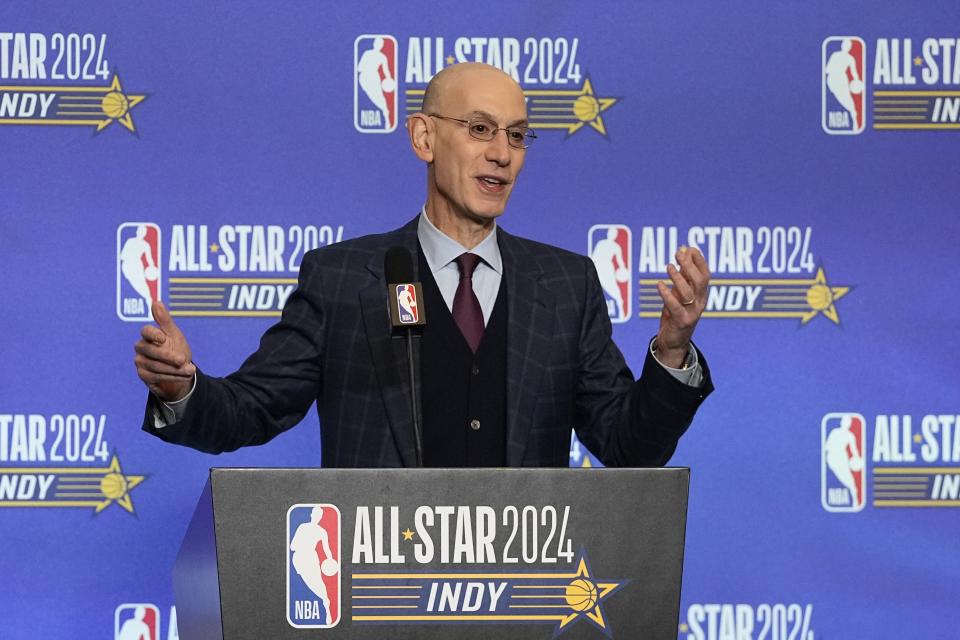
left=428, top=70, right=528, bottom=224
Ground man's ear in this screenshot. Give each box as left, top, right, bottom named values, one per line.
left=407, top=113, right=434, bottom=163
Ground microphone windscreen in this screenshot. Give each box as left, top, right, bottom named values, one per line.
left=384, top=246, right=414, bottom=283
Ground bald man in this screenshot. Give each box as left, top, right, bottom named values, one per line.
left=137, top=63, right=713, bottom=467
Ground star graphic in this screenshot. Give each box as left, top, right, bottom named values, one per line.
left=565, top=78, right=618, bottom=137
left=95, top=73, right=147, bottom=134
left=94, top=455, right=145, bottom=514
left=210, top=243, right=220, bottom=253
left=554, top=551, right=627, bottom=637
left=914, top=56, right=923, bottom=66
left=800, top=267, right=851, bottom=325
left=524, top=77, right=619, bottom=138
left=402, top=528, right=415, bottom=541
left=446, top=55, right=455, bottom=65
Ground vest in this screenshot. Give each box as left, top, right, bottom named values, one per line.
left=418, top=249, right=508, bottom=467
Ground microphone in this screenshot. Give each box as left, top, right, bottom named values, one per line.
left=384, top=247, right=425, bottom=467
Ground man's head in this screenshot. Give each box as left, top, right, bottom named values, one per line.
left=407, top=63, right=528, bottom=227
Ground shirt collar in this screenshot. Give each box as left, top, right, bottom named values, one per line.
left=417, top=206, right=503, bottom=275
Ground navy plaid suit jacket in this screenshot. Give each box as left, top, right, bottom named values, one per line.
left=143, top=216, right=712, bottom=467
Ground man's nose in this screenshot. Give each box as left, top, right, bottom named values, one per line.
left=484, top=129, right=511, bottom=166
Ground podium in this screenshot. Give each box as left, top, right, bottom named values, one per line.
left=175, top=468, right=689, bottom=639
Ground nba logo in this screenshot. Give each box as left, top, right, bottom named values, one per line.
left=396, top=284, right=418, bottom=324
left=822, top=36, right=866, bottom=134
left=821, top=412, right=867, bottom=512
left=114, top=603, right=159, bottom=640
left=588, top=224, right=632, bottom=323
left=287, top=503, right=342, bottom=628
left=354, top=34, right=398, bottom=133
left=117, top=222, right=162, bottom=322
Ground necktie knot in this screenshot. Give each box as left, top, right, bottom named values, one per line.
left=455, top=253, right=482, bottom=281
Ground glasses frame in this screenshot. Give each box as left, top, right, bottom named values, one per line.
left=427, top=113, right=537, bottom=149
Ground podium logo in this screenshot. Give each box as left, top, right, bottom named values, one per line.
left=821, top=413, right=867, bottom=512
left=114, top=603, right=159, bottom=640
left=287, top=503, right=342, bottom=629
left=117, top=223, right=162, bottom=322
left=822, top=37, right=867, bottom=134
left=588, top=224, right=632, bottom=323
left=354, top=35, right=398, bottom=133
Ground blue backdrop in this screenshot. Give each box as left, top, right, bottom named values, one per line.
left=2, top=1, right=959, bottom=638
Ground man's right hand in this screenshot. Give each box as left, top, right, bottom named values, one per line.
left=134, top=301, right=196, bottom=402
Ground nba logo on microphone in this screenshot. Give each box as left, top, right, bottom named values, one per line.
left=354, top=34, right=398, bottom=133
left=395, top=284, right=419, bottom=324
left=287, top=503, right=342, bottom=628
left=822, top=36, right=866, bottom=134
left=114, top=603, right=160, bottom=640
left=821, top=412, right=867, bottom=512
left=588, top=224, right=632, bottom=323
left=116, top=222, right=162, bottom=322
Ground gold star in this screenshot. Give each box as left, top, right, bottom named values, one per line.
left=914, top=433, right=923, bottom=443
left=210, top=243, right=220, bottom=253
left=914, top=56, right=923, bottom=66
left=402, top=528, right=415, bottom=541
left=94, top=455, right=145, bottom=514
left=679, top=623, right=690, bottom=632
left=580, top=456, right=593, bottom=468
left=95, top=74, right=147, bottom=133
left=445, top=55, right=455, bottom=65
left=800, top=267, right=851, bottom=325
left=557, top=555, right=622, bottom=630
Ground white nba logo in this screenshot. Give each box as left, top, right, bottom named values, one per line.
left=116, top=222, right=162, bottom=322
left=821, top=412, right=867, bottom=512
left=114, top=603, right=160, bottom=640
left=354, top=34, right=398, bottom=133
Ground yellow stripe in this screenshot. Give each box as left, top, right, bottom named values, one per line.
left=873, top=90, right=960, bottom=96
left=510, top=604, right=574, bottom=609
left=352, top=585, right=421, bottom=590
left=0, top=84, right=112, bottom=93
left=873, top=124, right=960, bottom=129
left=170, top=311, right=280, bottom=317
left=641, top=312, right=805, bottom=318
left=0, top=501, right=101, bottom=507
left=351, top=595, right=421, bottom=599
left=0, top=119, right=100, bottom=125
left=168, top=277, right=296, bottom=284
left=873, top=467, right=960, bottom=474
left=352, top=573, right=577, bottom=579
left=351, top=605, right=418, bottom=609
left=511, top=595, right=571, bottom=599
left=352, top=615, right=565, bottom=621
left=640, top=278, right=819, bottom=285
left=0, top=465, right=113, bottom=473
left=874, top=500, right=960, bottom=507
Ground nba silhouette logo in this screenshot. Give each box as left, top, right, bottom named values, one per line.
left=114, top=603, right=159, bottom=640
left=117, top=222, right=162, bottom=322
left=354, top=34, right=398, bottom=133
left=822, top=36, right=866, bottom=134
left=395, top=284, right=418, bottom=324
left=821, top=412, right=867, bottom=512
left=588, top=224, right=632, bottom=323
left=287, top=503, right=342, bottom=628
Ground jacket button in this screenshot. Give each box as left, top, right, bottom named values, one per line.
left=470, top=419, right=481, bottom=430
left=471, top=365, right=480, bottom=375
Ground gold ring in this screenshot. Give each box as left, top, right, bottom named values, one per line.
left=682, top=298, right=695, bottom=306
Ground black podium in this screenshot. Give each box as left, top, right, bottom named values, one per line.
left=174, top=468, right=689, bottom=639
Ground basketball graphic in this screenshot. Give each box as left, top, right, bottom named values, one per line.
left=565, top=578, right=599, bottom=612
left=102, top=91, right=130, bottom=119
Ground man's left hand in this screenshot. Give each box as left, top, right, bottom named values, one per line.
left=654, top=246, right=710, bottom=368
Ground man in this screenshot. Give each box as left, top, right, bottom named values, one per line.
left=135, top=63, right=713, bottom=467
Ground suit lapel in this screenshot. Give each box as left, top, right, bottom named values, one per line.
left=358, top=218, right=421, bottom=467
left=499, top=229, right=556, bottom=466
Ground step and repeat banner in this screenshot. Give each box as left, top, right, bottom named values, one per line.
left=1, top=2, right=958, bottom=638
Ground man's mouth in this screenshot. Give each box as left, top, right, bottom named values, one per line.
left=476, top=175, right=510, bottom=193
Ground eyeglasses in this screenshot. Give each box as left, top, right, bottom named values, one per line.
left=428, top=114, right=537, bottom=149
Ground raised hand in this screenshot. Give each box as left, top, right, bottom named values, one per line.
left=654, top=246, right=710, bottom=368
left=134, top=301, right=196, bottom=401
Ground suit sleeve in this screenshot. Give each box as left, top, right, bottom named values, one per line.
left=572, top=257, right=713, bottom=467
left=140, top=252, right=327, bottom=453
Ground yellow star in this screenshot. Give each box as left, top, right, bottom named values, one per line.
left=914, top=56, right=923, bottom=66
left=580, top=456, right=592, bottom=468
left=94, top=455, right=145, bottom=514
left=557, top=556, right=621, bottom=630
left=680, top=623, right=690, bottom=632
left=402, top=528, right=415, bottom=541
left=800, top=267, right=851, bottom=325
left=566, top=78, right=617, bottom=136
left=914, top=433, right=923, bottom=443
left=445, top=55, right=455, bottom=65
left=95, top=74, right=147, bottom=133
left=210, top=243, right=220, bottom=253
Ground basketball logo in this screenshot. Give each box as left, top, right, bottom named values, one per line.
left=116, top=222, right=162, bottom=322
left=354, top=34, right=398, bottom=133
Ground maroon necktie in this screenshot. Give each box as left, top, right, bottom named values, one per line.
left=453, top=253, right=484, bottom=353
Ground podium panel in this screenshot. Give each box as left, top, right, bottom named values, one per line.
left=175, top=468, right=689, bottom=639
